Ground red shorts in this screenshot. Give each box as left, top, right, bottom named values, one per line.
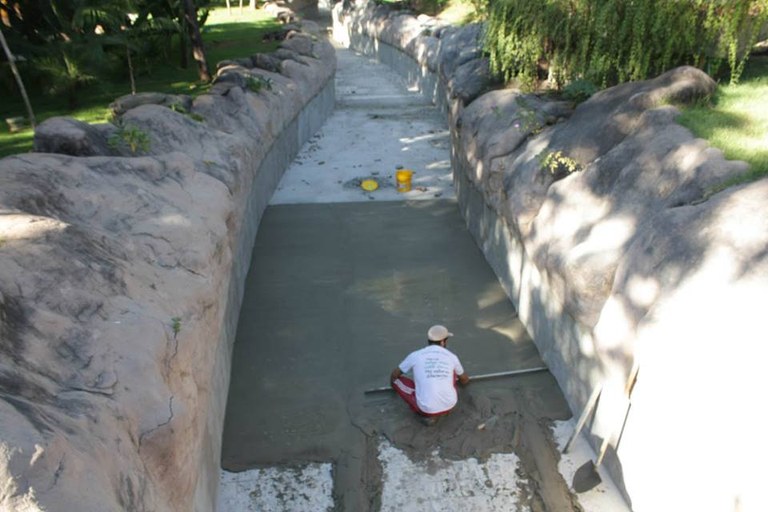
left=392, top=376, right=452, bottom=417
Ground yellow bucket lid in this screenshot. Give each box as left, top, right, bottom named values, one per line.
left=360, top=179, right=379, bottom=191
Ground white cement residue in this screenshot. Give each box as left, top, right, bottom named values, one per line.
left=270, top=47, right=454, bottom=205
left=217, top=464, right=334, bottom=512
left=216, top=425, right=632, bottom=512
left=552, top=420, right=632, bottom=512
left=378, top=439, right=529, bottom=511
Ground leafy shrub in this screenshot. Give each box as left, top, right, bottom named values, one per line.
left=515, top=97, right=544, bottom=133
left=539, top=150, right=581, bottom=177
left=562, top=79, right=598, bottom=103
left=34, top=55, right=97, bottom=107
left=245, top=75, right=273, bottom=94
left=485, top=0, right=768, bottom=90
left=108, top=123, right=151, bottom=154
left=169, top=103, right=205, bottom=122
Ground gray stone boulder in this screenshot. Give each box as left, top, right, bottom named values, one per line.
left=33, top=117, right=117, bottom=156
left=252, top=52, right=284, bottom=73
left=406, top=34, right=440, bottom=71
left=272, top=47, right=309, bottom=66
left=379, top=12, right=425, bottom=48
left=109, top=92, right=193, bottom=117
left=212, top=65, right=252, bottom=89
left=280, top=33, right=316, bottom=57
left=459, top=90, right=572, bottom=192
left=434, top=24, right=484, bottom=81
left=298, top=19, right=322, bottom=36
left=217, top=56, right=255, bottom=69
left=447, top=58, right=492, bottom=104
left=546, top=65, right=718, bottom=165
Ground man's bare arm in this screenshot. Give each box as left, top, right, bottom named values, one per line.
left=457, top=373, right=470, bottom=386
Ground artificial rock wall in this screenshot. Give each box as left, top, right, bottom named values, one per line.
left=335, top=2, right=768, bottom=511
left=0, top=22, right=335, bottom=512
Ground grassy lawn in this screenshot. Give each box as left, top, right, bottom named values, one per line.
left=0, top=6, right=280, bottom=158
left=677, top=54, right=768, bottom=187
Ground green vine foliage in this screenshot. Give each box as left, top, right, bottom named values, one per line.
left=485, top=0, right=768, bottom=90
left=539, top=150, right=582, bottom=177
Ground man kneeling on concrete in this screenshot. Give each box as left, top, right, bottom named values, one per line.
left=390, top=325, right=470, bottom=426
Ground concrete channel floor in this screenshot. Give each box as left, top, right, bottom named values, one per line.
left=218, top=41, right=630, bottom=512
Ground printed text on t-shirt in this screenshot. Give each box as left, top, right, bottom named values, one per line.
left=424, top=357, right=451, bottom=379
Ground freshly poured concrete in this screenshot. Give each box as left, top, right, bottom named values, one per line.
left=219, top=43, right=629, bottom=511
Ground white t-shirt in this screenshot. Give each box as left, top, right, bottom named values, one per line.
left=398, top=344, right=465, bottom=414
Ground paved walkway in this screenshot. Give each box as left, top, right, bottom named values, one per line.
left=218, top=41, right=630, bottom=512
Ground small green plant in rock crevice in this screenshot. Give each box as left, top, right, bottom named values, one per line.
left=245, top=75, right=274, bottom=94
left=491, top=98, right=545, bottom=135
left=539, top=150, right=582, bottom=178
left=169, top=103, right=206, bottom=123
left=171, top=317, right=182, bottom=339
left=514, top=97, right=543, bottom=134
left=108, top=122, right=151, bottom=154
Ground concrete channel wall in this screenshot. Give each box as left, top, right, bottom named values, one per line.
left=334, top=2, right=768, bottom=511
left=198, top=78, right=335, bottom=509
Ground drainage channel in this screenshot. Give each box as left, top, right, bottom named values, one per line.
left=217, top=41, right=629, bottom=512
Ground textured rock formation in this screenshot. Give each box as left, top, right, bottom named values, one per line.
left=0, top=22, right=335, bottom=512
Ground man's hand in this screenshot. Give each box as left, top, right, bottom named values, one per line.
left=457, top=373, right=470, bottom=386
left=390, top=368, right=403, bottom=386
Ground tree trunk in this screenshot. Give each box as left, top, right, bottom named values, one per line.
left=182, top=0, right=211, bottom=82
left=0, top=26, right=36, bottom=128
left=179, top=7, right=189, bottom=69
left=126, top=45, right=136, bottom=95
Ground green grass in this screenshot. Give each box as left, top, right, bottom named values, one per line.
left=0, top=6, right=280, bottom=158
left=382, top=0, right=480, bottom=23
left=677, top=55, right=768, bottom=188
left=435, top=0, right=480, bottom=24
left=203, top=7, right=282, bottom=65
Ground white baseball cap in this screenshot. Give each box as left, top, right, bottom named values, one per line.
left=427, top=325, right=453, bottom=342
